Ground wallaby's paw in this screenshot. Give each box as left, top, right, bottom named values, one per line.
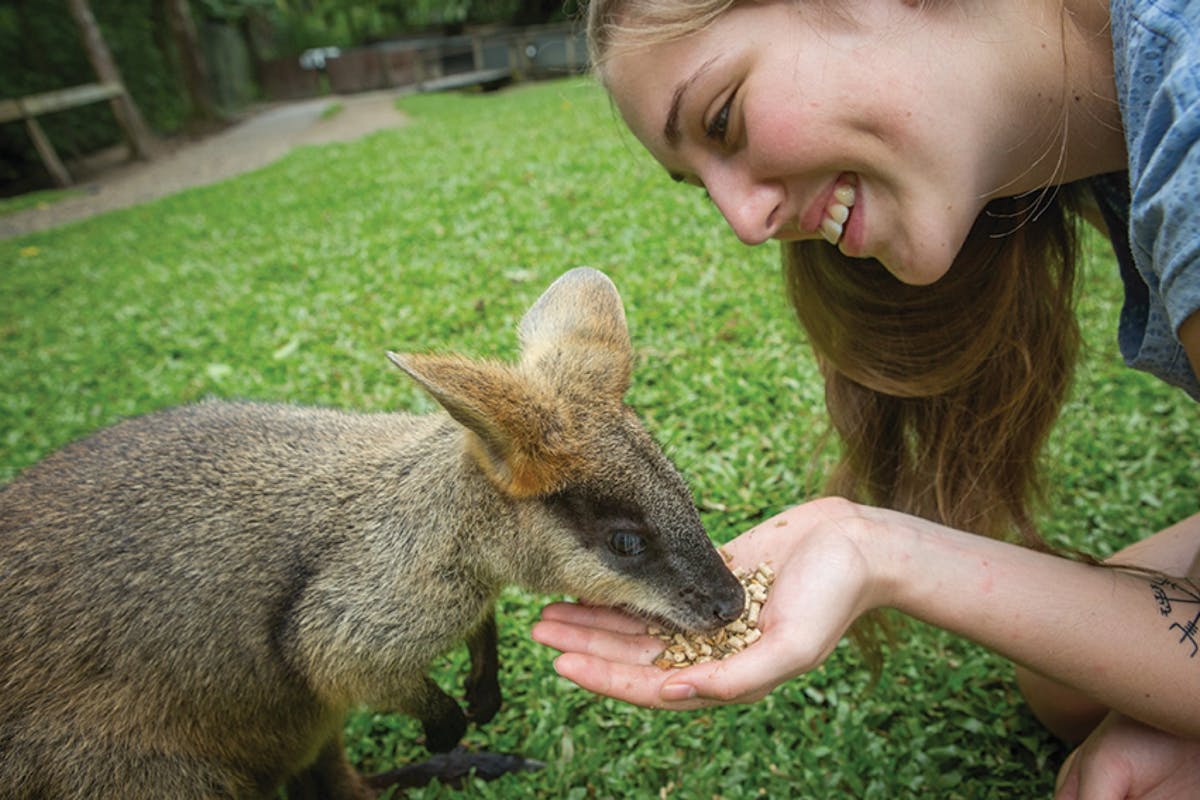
left=465, top=676, right=502, bottom=726
left=365, top=747, right=545, bottom=791
left=422, top=705, right=468, bottom=753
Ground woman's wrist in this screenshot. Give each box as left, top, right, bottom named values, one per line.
left=831, top=500, right=927, bottom=616
left=781, top=497, right=918, bottom=620
left=835, top=502, right=1027, bottom=631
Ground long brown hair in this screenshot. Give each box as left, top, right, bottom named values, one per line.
left=787, top=193, right=1082, bottom=547
left=788, top=191, right=1083, bottom=664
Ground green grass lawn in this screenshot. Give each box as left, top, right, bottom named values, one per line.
left=0, top=186, right=85, bottom=217
left=2, top=77, right=1196, bottom=799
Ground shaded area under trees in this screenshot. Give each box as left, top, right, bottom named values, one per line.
left=0, top=0, right=578, bottom=195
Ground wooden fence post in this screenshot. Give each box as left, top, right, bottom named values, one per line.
left=65, top=0, right=155, bottom=160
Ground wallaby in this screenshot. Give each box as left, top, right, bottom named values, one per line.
left=0, top=267, right=744, bottom=799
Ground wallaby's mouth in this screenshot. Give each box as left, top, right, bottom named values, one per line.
left=617, top=568, right=747, bottom=635
left=616, top=603, right=729, bottom=636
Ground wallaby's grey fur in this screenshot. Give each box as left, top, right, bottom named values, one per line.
left=0, top=267, right=744, bottom=799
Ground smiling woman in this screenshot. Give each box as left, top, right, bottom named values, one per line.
left=595, top=0, right=1124, bottom=276
left=532, top=0, right=1200, bottom=796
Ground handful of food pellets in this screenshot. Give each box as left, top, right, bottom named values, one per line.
left=649, top=559, right=775, bottom=669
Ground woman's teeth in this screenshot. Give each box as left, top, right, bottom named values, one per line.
left=820, top=178, right=857, bottom=246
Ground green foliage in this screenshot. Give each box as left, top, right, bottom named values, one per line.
left=0, top=0, right=187, bottom=187
left=262, top=0, right=576, bottom=53
left=2, top=77, right=1196, bottom=798
left=195, top=0, right=274, bottom=22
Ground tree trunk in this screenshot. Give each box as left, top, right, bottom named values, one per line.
left=238, top=12, right=265, bottom=73
left=163, top=0, right=221, bottom=123
left=65, top=0, right=155, bottom=160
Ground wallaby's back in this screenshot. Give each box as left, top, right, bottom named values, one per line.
left=0, top=402, right=495, bottom=796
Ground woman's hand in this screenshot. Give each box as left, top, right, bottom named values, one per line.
left=531, top=498, right=887, bottom=710
left=1055, top=712, right=1200, bottom=799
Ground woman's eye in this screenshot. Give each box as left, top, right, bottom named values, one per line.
left=608, top=530, right=647, bottom=557
left=705, top=96, right=733, bottom=144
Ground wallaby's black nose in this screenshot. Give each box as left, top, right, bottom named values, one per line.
left=713, top=586, right=745, bottom=624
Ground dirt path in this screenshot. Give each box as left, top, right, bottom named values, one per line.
left=1, top=89, right=410, bottom=240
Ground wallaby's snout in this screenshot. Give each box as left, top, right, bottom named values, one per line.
left=716, top=587, right=745, bottom=623
left=642, top=494, right=746, bottom=633
left=690, top=567, right=746, bottom=626
left=536, top=459, right=745, bottom=634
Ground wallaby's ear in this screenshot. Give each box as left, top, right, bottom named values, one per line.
left=518, top=267, right=632, bottom=398
left=387, top=351, right=580, bottom=497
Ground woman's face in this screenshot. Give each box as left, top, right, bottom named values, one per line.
left=603, top=0, right=1026, bottom=285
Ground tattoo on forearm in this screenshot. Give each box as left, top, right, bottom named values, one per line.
left=1150, top=576, right=1200, bottom=658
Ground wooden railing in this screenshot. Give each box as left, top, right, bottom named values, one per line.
left=0, top=81, right=134, bottom=187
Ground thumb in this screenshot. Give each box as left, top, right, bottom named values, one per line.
left=660, top=637, right=805, bottom=706
left=1056, top=742, right=1132, bottom=800
left=1054, top=749, right=1080, bottom=800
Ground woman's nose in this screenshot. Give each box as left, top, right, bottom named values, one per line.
left=703, top=168, right=784, bottom=246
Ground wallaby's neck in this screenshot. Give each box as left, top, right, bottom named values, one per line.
left=376, top=414, right=523, bottom=591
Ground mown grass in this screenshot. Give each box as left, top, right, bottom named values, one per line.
left=0, top=186, right=85, bottom=217
left=2, top=77, right=1196, bottom=799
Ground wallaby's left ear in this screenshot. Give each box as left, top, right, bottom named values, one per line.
left=387, top=351, right=580, bottom=497
left=517, top=267, right=632, bottom=398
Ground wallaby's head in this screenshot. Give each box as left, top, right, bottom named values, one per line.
left=388, top=267, right=744, bottom=633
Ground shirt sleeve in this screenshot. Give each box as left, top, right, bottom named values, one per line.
left=1120, top=0, right=1200, bottom=398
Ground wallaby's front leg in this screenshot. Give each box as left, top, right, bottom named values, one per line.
left=412, top=676, right=468, bottom=753
left=465, top=611, right=501, bottom=725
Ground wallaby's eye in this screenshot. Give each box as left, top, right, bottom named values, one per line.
left=608, top=530, right=647, bottom=557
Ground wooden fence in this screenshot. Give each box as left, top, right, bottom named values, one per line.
left=260, top=23, right=588, bottom=101
left=0, top=81, right=151, bottom=187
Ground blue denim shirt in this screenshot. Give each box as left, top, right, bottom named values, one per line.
left=1091, top=0, right=1200, bottom=399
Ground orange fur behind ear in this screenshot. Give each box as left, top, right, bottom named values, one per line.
left=389, top=352, right=586, bottom=498
left=464, top=428, right=584, bottom=498
left=391, top=269, right=635, bottom=498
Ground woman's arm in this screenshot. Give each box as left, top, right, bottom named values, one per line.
left=533, top=498, right=1200, bottom=738
left=1017, top=511, right=1200, bottom=744
left=881, top=507, right=1200, bottom=739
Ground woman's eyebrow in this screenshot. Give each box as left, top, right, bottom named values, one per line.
left=663, top=55, right=722, bottom=147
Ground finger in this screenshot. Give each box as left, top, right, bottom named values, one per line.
left=539, top=602, right=650, bottom=635
left=552, top=653, right=716, bottom=711
left=531, top=619, right=661, bottom=664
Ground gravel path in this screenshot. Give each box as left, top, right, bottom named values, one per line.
left=1, top=89, right=409, bottom=240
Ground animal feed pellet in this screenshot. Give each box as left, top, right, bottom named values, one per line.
left=649, top=560, right=774, bottom=669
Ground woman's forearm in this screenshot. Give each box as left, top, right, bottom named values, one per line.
left=1017, top=512, right=1200, bottom=743
left=863, top=507, right=1200, bottom=738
